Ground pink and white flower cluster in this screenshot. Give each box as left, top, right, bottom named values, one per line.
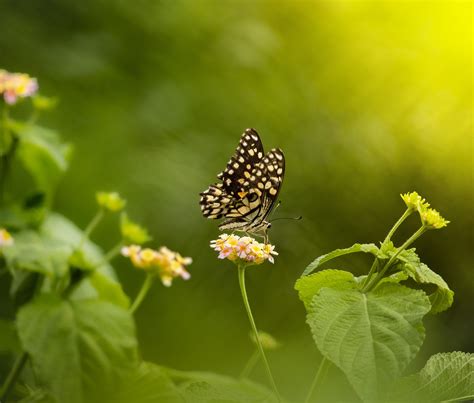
left=0, top=69, right=38, bottom=105
left=121, top=245, right=191, bottom=287
left=210, top=234, right=278, bottom=265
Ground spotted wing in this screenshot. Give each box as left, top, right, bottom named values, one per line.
left=218, top=148, right=285, bottom=231
left=200, top=129, right=284, bottom=233
left=217, top=128, right=264, bottom=197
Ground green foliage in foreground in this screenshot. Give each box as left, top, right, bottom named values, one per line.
left=0, top=78, right=472, bottom=403
left=295, top=198, right=473, bottom=402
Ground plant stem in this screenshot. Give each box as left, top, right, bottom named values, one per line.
left=361, top=258, right=379, bottom=289
left=0, top=351, right=28, bottom=402
left=237, top=266, right=281, bottom=401
left=364, top=226, right=426, bottom=292
left=383, top=208, right=412, bottom=244
left=304, top=356, right=330, bottom=403
left=0, top=105, right=12, bottom=205
left=77, top=208, right=104, bottom=250
left=129, top=273, right=154, bottom=314
left=95, top=240, right=124, bottom=268
left=240, top=348, right=260, bottom=379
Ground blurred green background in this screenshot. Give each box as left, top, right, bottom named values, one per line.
left=0, top=0, right=472, bottom=400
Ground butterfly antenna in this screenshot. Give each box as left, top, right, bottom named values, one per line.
left=270, top=215, right=302, bottom=223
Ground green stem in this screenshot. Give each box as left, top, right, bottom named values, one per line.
left=129, top=273, right=154, bottom=314
left=0, top=105, right=12, bottom=205
left=304, top=357, right=330, bottom=403
left=441, top=395, right=474, bottom=403
left=361, top=258, right=379, bottom=289
left=240, top=348, right=260, bottom=379
left=238, top=266, right=281, bottom=401
left=0, top=351, right=28, bottom=402
left=77, top=208, right=104, bottom=250
left=95, top=240, right=124, bottom=268
left=364, top=226, right=427, bottom=292
left=383, top=208, right=412, bottom=244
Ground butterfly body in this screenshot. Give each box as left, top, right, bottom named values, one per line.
left=200, top=128, right=285, bottom=240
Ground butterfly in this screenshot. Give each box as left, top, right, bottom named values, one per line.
left=200, top=128, right=285, bottom=241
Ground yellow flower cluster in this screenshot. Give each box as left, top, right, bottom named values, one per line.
left=210, top=234, right=278, bottom=265
left=401, top=191, right=449, bottom=229
left=0, top=228, right=14, bottom=248
left=96, top=192, right=126, bottom=212
left=420, top=208, right=450, bottom=230
left=0, top=69, right=38, bottom=105
left=121, top=245, right=192, bottom=287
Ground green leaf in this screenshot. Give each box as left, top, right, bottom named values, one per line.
left=3, top=230, right=70, bottom=279
left=295, top=269, right=357, bottom=310
left=70, top=271, right=130, bottom=309
left=104, top=362, right=183, bottom=403
left=303, top=243, right=379, bottom=275
left=40, top=213, right=115, bottom=275
left=395, top=352, right=474, bottom=402
left=166, top=369, right=277, bottom=403
left=17, top=294, right=139, bottom=403
left=308, top=283, right=430, bottom=402
left=397, top=248, right=454, bottom=313
left=16, top=125, right=71, bottom=197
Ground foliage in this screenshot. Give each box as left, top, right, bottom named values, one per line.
left=295, top=195, right=472, bottom=402
left=0, top=80, right=275, bottom=403
left=0, top=67, right=471, bottom=403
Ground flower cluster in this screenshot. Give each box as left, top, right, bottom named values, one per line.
left=121, top=245, right=191, bottom=287
left=0, top=228, right=14, bottom=248
left=210, top=234, right=278, bottom=265
left=401, top=191, right=449, bottom=230
left=120, top=213, right=151, bottom=245
left=96, top=191, right=126, bottom=212
left=0, top=69, right=38, bottom=105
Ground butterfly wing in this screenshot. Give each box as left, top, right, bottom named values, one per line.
left=217, top=128, right=264, bottom=197
left=218, top=148, right=285, bottom=232
left=200, top=129, right=285, bottom=233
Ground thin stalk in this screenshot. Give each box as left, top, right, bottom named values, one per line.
left=0, top=351, right=28, bottom=402
left=77, top=208, right=104, bottom=250
left=304, top=357, right=330, bottom=403
left=129, top=273, right=154, bottom=314
left=237, top=266, right=281, bottom=401
left=383, top=208, right=412, bottom=244
left=364, top=226, right=426, bottom=292
left=95, top=240, right=124, bottom=268
left=360, top=258, right=379, bottom=289
left=0, top=105, right=12, bottom=204
left=240, top=348, right=260, bottom=379
left=441, top=395, right=474, bottom=403
left=361, top=208, right=412, bottom=290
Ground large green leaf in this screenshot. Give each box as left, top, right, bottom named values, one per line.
left=17, top=294, right=139, bottom=403
left=397, top=248, right=453, bottom=313
left=307, top=283, right=430, bottom=402
left=395, top=352, right=474, bottom=402
left=40, top=213, right=115, bottom=275
left=103, top=362, right=183, bottom=403
left=295, top=269, right=357, bottom=310
left=16, top=125, right=71, bottom=197
left=70, top=271, right=130, bottom=309
left=303, top=243, right=379, bottom=275
left=168, top=370, right=277, bottom=403
left=3, top=230, right=70, bottom=279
